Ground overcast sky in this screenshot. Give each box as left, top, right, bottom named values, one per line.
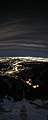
left=0, top=1, right=48, bottom=57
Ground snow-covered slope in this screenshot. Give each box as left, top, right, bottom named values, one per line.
left=0, top=97, right=48, bottom=120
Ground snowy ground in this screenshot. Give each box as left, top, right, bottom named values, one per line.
left=0, top=97, right=48, bottom=120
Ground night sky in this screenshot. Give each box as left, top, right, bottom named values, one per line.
left=0, top=1, right=48, bottom=57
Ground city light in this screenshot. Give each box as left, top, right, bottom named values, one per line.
left=33, top=85, right=39, bottom=88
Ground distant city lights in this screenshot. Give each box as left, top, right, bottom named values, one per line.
left=33, top=85, right=39, bottom=88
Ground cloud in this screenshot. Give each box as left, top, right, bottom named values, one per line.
left=21, top=43, right=46, bottom=48
left=0, top=17, right=48, bottom=41
left=0, top=17, right=48, bottom=57
left=0, top=42, right=47, bottom=50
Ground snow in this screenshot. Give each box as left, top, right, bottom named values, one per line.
left=0, top=97, right=48, bottom=120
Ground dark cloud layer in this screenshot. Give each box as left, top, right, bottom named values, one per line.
left=0, top=1, right=48, bottom=57
left=0, top=16, right=48, bottom=57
